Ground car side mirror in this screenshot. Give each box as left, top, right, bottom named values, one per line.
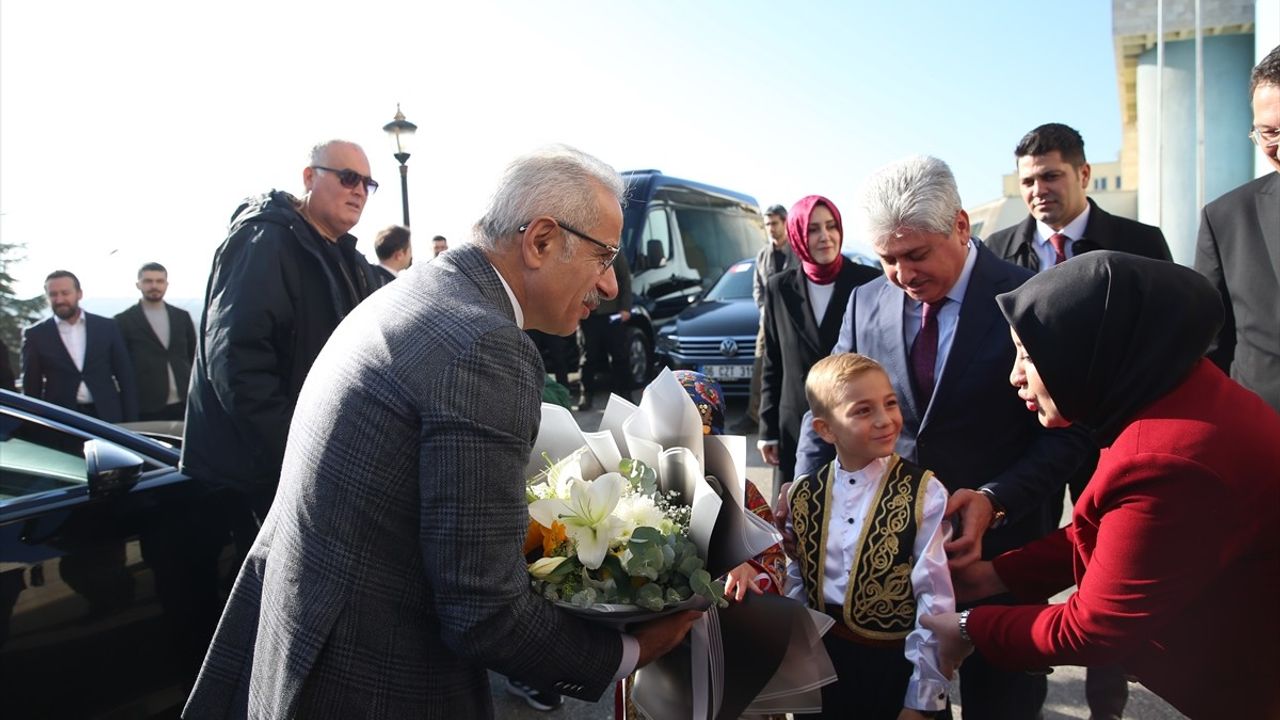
left=84, top=439, right=144, bottom=499
left=646, top=239, right=666, bottom=269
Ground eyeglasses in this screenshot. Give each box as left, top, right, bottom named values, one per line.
left=312, top=166, right=379, bottom=194
left=1249, top=126, right=1280, bottom=147
left=518, top=218, right=620, bottom=271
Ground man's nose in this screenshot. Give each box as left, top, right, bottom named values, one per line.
left=598, top=265, right=619, bottom=300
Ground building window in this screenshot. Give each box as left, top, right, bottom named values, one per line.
left=1095, top=177, right=1107, bottom=191
left=1115, top=176, right=1122, bottom=190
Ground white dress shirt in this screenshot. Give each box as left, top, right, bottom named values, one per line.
left=903, top=239, right=980, bottom=395
left=1032, top=201, right=1091, bottom=269
left=55, top=313, right=93, bottom=403
left=784, top=455, right=955, bottom=712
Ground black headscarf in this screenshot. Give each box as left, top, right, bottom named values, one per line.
left=995, top=251, right=1223, bottom=447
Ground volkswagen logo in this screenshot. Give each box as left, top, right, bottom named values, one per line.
left=720, top=338, right=739, bottom=357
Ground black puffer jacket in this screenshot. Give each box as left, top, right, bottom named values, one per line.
left=181, top=191, right=377, bottom=498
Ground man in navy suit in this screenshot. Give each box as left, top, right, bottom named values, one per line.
left=784, top=156, right=1093, bottom=719
left=21, top=270, right=137, bottom=422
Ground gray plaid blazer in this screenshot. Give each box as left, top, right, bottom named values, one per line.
left=184, top=244, right=623, bottom=719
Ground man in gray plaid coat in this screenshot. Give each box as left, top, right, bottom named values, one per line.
left=184, top=146, right=699, bottom=719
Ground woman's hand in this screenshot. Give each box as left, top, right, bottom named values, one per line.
left=919, top=612, right=974, bottom=677
left=951, top=560, right=1008, bottom=604
left=723, top=563, right=765, bottom=602
left=771, top=481, right=797, bottom=559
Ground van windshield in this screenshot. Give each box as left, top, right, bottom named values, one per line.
left=704, top=260, right=755, bottom=301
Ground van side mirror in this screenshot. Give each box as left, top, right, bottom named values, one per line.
left=646, top=239, right=666, bottom=269
left=84, top=439, right=144, bottom=498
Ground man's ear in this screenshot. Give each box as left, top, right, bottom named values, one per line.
left=519, top=217, right=558, bottom=269
left=1078, top=162, right=1092, bottom=190
left=813, top=415, right=835, bottom=445
left=302, top=165, right=316, bottom=192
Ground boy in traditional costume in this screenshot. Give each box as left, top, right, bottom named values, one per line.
left=785, top=353, right=955, bottom=719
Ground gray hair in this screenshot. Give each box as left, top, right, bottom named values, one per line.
left=857, top=155, right=962, bottom=245
left=473, top=144, right=625, bottom=252
left=307, top=139, right=364, bottom=167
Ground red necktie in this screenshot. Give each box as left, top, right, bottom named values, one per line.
left=910, top=299, right=945, bottom=405
left=1048, top=233, right=1069, bottom=265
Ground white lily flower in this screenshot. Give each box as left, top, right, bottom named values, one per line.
left=528, top=556, right=569, bottom=579
left=529, top=473, right=626, bottom=570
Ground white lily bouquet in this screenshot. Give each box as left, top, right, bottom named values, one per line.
left=525, top=451, right=724, bottom=613
left=524, top=369, right=838, bottom=719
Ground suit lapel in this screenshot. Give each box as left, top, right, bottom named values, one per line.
left=874, top=284, right=922, bottom=422
left=129, top=303, right=166, bottom=349
left=928, top=246, right=1003, bottom=426
left=40, top=317, right=78, bottom=369
left=781, top=271, right=823, bottom=358
left=1258, top=174, right=1280, bottom=290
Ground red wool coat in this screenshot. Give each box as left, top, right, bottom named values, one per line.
left=968, top=360, right=1280, bottom=719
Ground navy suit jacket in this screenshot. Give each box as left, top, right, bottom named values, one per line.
left=21, top=313, right=138, bottom=422
left=795, top=242, right=1094, bottom=556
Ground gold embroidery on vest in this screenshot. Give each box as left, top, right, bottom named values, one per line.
left=790, top=463, right=835, bottom=610
left=841, top=455, right=932, bottom=641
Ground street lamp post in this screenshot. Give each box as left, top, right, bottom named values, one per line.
left=382, top=104, right=418, bottom=227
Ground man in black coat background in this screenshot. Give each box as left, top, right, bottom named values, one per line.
left=181, top=140, right=380, bottom=516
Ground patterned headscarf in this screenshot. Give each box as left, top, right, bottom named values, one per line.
left=672, top=370, right=725, bottom=435
left=787, top=195, right=845, bottom=285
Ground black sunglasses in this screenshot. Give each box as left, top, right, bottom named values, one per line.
left=518, top=218, right=620, bottom=270
left=312, top=166, right=379, bottom=194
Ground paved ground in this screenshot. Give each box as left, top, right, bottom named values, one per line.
left=489, top=391, right=1185, bottom=719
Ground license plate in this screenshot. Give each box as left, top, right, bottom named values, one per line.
left=700, top=364, right=753, bottom=380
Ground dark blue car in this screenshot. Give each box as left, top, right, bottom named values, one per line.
left=0, top=390, right=247, bottom=718
left=655, top=258, right=759, bottom=395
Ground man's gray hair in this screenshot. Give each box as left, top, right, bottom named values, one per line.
left=308, top=139, right=363, bottom=166
left=857, top=155, right=962, bottom=244
left=473, top=144, right=625, bottom=252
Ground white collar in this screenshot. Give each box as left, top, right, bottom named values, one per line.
left=490, top=263, right=524, bottom=329
left=379, top=262, right=400, bottom=278
left=1035, top=201, right=1091, bottom=246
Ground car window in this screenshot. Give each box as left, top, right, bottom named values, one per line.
left=0, top=412, right=88, bottom=502
left=672, top=206, right=764, bottom=290
left=704, top=260, right=755, bottom=301
left=642, top=207, right=672, bottom=266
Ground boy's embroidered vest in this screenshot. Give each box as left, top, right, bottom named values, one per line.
left=790, top=454, right=933, bottom=642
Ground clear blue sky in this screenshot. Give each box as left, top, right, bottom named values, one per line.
left=1, top=0, right=1121, bottom=301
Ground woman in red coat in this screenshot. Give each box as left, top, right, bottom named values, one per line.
left=921, top=252, right=1280, bottom=719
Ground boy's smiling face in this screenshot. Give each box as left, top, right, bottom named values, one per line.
left=813, top=370, right=903, bottom=471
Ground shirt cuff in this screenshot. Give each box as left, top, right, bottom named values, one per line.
left=756, top=439, right=779, bottom=451
left=905, top=678, right=949, bottom=712
left=612, top=633, right=640, bottom=683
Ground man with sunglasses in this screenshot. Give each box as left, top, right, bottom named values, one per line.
left=1196, top=43, right=1280, bottom=414
left=182, top=139, right=380, bottom=519
left=184, top=145, right=698, bottom=720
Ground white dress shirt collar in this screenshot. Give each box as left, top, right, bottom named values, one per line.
left=490, top=263, right=525, bottom=329
left=1034, top=201, right=1091, bottom=255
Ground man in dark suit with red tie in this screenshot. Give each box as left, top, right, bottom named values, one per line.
left=982, top=123, right=1170, bottom=272
left=21, top=270, right=138, bottom=423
